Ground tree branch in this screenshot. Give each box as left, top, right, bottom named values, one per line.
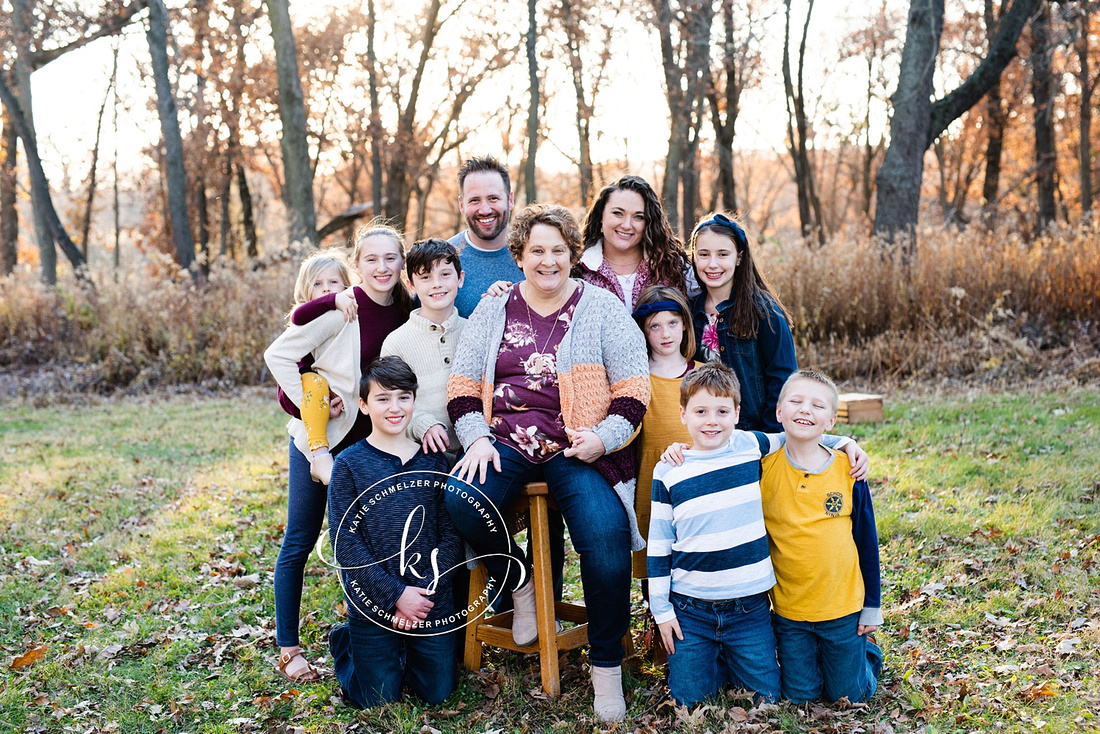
left=0, top=70, right=89, bottom=280
left=31, top=2, right=143, bottom=70
left=926, top=0, right=1043, bottom=147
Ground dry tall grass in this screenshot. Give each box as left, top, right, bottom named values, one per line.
left=0, top=251, right=296, bottom=390
left=1, top=225, right=1097, bottom=390
left=763, top=222, right=1100, bottom=382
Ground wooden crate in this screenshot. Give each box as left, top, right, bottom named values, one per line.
left=837, top=393, right=884, bottom=424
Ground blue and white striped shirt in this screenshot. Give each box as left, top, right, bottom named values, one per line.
left=647, top=430, right=852, bottom=624
left=648, top=430, right=781, bottom=624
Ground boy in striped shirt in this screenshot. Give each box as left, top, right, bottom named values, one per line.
left=647, top=362, right=866, bottom=707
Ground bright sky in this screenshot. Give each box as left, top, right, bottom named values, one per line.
left=25, top=0, right=903, bottom=190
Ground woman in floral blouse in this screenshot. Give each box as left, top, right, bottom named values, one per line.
left=446, top=204, right=650, bottom=723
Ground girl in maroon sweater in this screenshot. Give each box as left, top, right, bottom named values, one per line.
left=265, top=224, right=413, bottom=682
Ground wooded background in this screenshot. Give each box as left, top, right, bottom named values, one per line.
left=0, top=0, right=1096, bottom=283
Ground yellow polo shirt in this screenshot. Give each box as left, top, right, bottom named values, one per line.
left=760, top=447, right=864, bottom=622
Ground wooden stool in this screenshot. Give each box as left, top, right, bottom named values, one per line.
left=463, top=481, right=589, bottom=697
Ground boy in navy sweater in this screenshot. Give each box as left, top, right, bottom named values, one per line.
left=327, top=356, right=462, bottom=708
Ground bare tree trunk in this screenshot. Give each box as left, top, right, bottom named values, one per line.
left=1, top=106, right=17, bottom=276
left=13, top=0, right=56, bottom=283
left=145, top=0, right=195, bottom=270
left=383, top=0, right=443, bottom=231
left=524, top=0, right=539, bottom=205
left=872, top=0, right=944, bottom=251
left=113, top=63, right=121, bottom=277
left=266, top=0, right=317, bottom=247
left=652, top=0, right=715, bottom=233
left=220, top=148, right=234, bottom=259
left=237, top=164, right=257, bottom=258
left=1076, top=2, right=1094, bottom=215
left=981, top=0, right=1005, bottom=212
left=0, top=74, right=88, bottom=279
left=874, top=0, right=1041, bottom=247
left=195, top=175, right=210, bottom=273
left=1031, top=2, right=1055, bottom=233
left=366, top=0, right=384, bottom=219
left=681, top=83, right=705, bottom=225
left=861, top=49, right=875, bottom=218
left=562, top=0, right=593, bottom=208
left=783, top=0, right=825, bottom=245
left=708, top=0, right=739, bottom=213
left=80, top=60, right=116, bottom=259
left=981, top=79, right=1005, bottom=209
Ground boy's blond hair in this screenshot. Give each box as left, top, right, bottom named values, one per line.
left=292, top=251, right=356, bottom=309
left=778, top=369, right=840, bottom=415
left=679, top=361, right=741, bottom=408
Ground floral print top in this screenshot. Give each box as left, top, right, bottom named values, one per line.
left=491, top=284, right=583, bottom=462
left=700, top=312, right=721, bottom=361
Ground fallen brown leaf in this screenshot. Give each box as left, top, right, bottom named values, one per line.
left=10, top=645, right=47, bottom=670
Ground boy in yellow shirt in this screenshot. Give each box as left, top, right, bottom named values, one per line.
left=760, top=369, right=883, bottom=703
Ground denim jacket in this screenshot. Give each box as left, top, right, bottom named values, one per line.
left=690, top=292, right=797, bottom=432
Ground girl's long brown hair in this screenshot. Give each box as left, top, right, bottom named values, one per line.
left=579, top=176, right=690, bottom=293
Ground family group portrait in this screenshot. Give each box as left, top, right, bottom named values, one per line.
left=1, top=0, right=1097, bottom=732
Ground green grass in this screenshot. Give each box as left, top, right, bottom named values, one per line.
left=1, top=387, right=1098, bottom=733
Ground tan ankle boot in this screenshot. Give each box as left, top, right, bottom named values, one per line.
left=591, top=665, right=627, bottom=722
left=511, top=578, right=538, bottom=646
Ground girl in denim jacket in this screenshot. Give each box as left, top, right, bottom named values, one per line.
left=688, top=213, right=796, bottom=431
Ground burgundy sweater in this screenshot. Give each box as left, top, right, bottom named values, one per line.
left=276, top=289, right=407, bottom=453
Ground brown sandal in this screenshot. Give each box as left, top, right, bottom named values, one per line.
left=276, top=646, right=320, bottom=682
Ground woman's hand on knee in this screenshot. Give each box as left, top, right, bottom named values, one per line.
left=563, top=427, right=605, bottom=463
left=452, top=437, right=500, bottom=485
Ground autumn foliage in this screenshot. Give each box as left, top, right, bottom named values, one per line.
left=1, top=225, right=1097, bottom=391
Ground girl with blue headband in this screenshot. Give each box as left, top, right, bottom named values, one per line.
left=689, top=213, right=797, bottom=432
left=631, top=286, right=699, bottom=590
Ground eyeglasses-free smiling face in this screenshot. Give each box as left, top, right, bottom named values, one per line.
left=600, top=189, right=646, bottom=256
left=520, top=224, right=573, bottom=299
left=693, top=229, right=740, bottom=299
left=356, top=235, right=405, bottom=302
left=680, top=388, right=740, bottom=451
left=460, top=171, right=513, bottom=244
left=360, top=384, right=415, bottom=437
left=410, top=260, right=464, bottom=318
left=775, top=378, right=837, bottom=440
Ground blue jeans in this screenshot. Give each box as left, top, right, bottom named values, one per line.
left=772, top=611, right=882, bottom=703
left=444, top=444, right=631, bottom=667
left=330, top=618, right=457, bottom=708
left=667, top=591, right=780, bottom=707
left=274, top=440, right=328, bottom=647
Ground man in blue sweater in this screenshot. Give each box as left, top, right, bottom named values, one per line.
left=448, top=156, right=523, bottom=318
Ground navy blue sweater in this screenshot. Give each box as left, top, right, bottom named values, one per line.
left=328, top=442, right=462, bottom=630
